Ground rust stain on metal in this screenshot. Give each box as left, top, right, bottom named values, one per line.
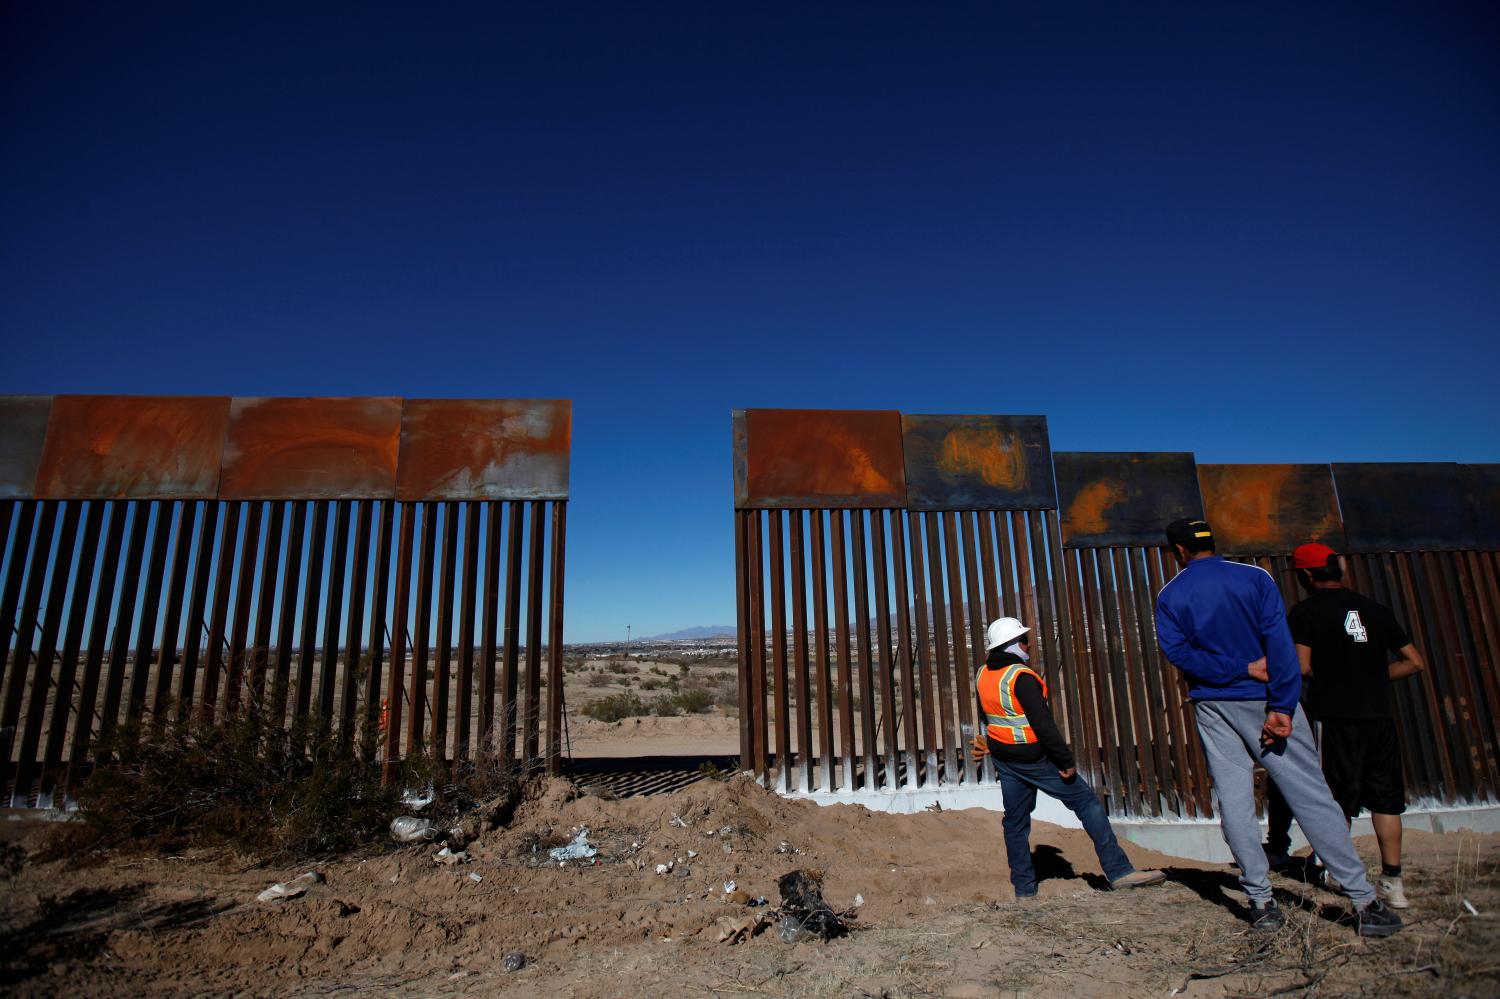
left=0, top=396, right=53, bottom=498
left=221, top=397, right=400, bottom=500
left=1066, top=478, right=1127, bottom=537
left=35, top=395, right=230, bottom=500
left=1055, top=452, right=1202, bottom=548
left=397, top=399, right=571, bottom=501
left=902, top=414, right=1055, bottom=511
left=1197, top=463, right=1343, bottom=556
left=739, top=409, right=906, bottom=508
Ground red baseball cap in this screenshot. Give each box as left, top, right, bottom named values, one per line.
left=1292, top=542, right=1339, bottom=569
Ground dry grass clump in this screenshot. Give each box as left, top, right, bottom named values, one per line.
left=40, top=705, right=519, bottom=863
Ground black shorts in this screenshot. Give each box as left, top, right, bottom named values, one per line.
left=1318, top=717, right=1406, bottom=818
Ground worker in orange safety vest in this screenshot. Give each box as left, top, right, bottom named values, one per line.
left=973, top=616, right=1166, bottom=899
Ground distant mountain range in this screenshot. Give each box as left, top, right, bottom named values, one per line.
left=644, top=625, right=737, bottom=640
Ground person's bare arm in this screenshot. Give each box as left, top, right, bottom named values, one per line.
left=1389, top=643, right=1426, bottom=681
left=1296, top=644, right=1313, bottom=677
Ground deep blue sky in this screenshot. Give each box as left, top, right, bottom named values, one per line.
left=3, top=4, right=1497, bottom=642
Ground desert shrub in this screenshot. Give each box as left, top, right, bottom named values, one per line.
left=651, top=685, right=716, bottom=716
left=586, top=672, right=612, bottom=688
left=41, top=705, right=518, bottom=863
left=674, top=688, right=715, bottom=714
left=640, top=679, right=664, bottom=691
left=582, top=692, right=649, bottom=722
left=608, top=662, right=637, bottom=676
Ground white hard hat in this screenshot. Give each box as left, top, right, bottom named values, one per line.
left=985, top=617, right=1030, bottom=651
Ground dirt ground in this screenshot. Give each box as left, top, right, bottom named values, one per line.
left=3, top=775, right=1498, bottom=998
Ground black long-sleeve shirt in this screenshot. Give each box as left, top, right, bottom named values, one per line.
left=980, top=649, right=1075, bottom=770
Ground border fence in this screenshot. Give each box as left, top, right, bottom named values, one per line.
left=733, top=409, right=1500, bottom=819
left=0, top=395, right=570, bottom=807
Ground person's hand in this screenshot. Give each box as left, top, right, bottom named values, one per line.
left=1247, top=657, right=1268, bottom=682
left=969, top=732, right=988, bottom=764
left=1057, top=767, right=1076, bottom=780
left=1260, top=710, right=1293, bottom=749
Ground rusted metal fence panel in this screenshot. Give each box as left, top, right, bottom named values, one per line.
left=735, top=414, right=1500, bottom=817
left=1198, top=464, right=1343, bottom=556
left=0, top=396, right=570, bottom=807
left=1334, top=462, right=1476, bottom=553
left=1056, top=452, right=1202, bottom=548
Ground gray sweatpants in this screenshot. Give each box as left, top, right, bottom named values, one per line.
left=1195, top=699, right=1375, bottom=907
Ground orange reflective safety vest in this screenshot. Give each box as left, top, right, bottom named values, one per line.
left=976, top=663, right=1048, bottom=746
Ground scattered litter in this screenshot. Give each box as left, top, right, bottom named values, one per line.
left=548, top=827, right=598, bottom=861
left=1463, top=899, right=1480, bottom=916
left=401, top=786, right=435, bottom=810
left=774, top=869, right=850, bottom=943
left=390, top=816, right=438, bottom=843
left=716, top=913, right=770, bottom=944
left=723, top=843, right=733, bottom=855
left=723, top=880, right=737, bottom=893
left=1112, top=939, right=1132, bottom=955
left=775, top=841, right=795, bottom=854
left=854, top=893, right=865, bottom=908
left=448, top=971, right=469, bottom=980
left=669, top=815, right=688, bottom=828
left=433, top=847, right=469, bottom=866
left=749, top=895, right=769, bottom=907
left=256, top=871, right=324, bottom=903
left=469, top=872, right=483, bottom=883
left=718, top=825, right=735, bottom=836
left=656, top=863, right=672, bottom=876
left=502, top=952, right=527, bottom=972
left=687, top=850, right=698, bottom=859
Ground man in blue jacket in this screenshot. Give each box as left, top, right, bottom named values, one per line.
left=1154, top=518, right=1401, bottom=937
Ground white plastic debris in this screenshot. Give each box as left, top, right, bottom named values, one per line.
left=256, top=871, right=324, bottom=903
left=401, top=785, right=435, bottom=810
left=656, top=863, right=671, bottom=875
left=391, top=816, right=438, bottom=842
left=1463, top=898, right=1480, bottom=915
left=669, top=815, right=688, bottom=828
left=548, top=827, right=598, bottom=861
left=433, top=846, right=469, bottom=866
left=854, top=893, right=865, bottom=908
left=469, top=872, right=484, bottom=883
left=687, top=850, right=698, bottom=859
left=723, top=880, right=737, bottom=893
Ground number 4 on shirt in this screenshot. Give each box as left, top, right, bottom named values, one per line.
left=1344, top=610, right=1369, bottom=644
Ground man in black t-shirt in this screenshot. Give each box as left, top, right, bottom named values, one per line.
left=1284, top=542, right=1428, bottom=909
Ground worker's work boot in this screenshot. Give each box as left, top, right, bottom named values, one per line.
left=1249, top=899, right=1286, bottom=932
left=1110, top=869, right=1166, bottom=890
left=1378, top=876, right=1411, bottom=909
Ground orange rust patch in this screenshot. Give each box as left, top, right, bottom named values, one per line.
left=396, top=399, right=571, bottom=501
left=742, top=410, right=906, bottom=505
left=937, top=428, right=1026, bottom=490
left=220, top=397, right=400, bottom=500
left=1066, top=479, right=1125, bottom=537
left=1199, top=464, right=1342, bottom=555
left=35, top=395, right=230, bottom=499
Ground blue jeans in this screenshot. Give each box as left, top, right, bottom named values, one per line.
left=996, top=757, right=1135, bottom=896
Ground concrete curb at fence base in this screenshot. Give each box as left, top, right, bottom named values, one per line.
left=778, top=782, right=1500, bottom=863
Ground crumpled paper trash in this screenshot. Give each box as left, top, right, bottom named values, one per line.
left=548, top=827, right=598, bottom=861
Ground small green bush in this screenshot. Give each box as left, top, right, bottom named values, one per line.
left=583, top=692, right=649, bottom=723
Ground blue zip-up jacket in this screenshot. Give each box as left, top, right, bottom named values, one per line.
left=1154, top=555, right=1301, bottom=714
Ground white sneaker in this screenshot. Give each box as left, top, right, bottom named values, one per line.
left=1379, top=876, right=1411, bottom=909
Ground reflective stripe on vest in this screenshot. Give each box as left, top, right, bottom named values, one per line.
left=976, top=663, right=1048, bottom=745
